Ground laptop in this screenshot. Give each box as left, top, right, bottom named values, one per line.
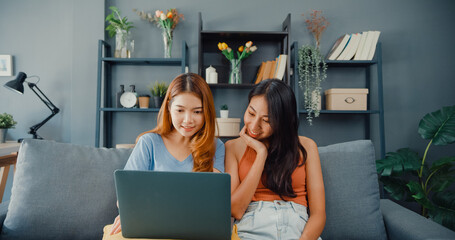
left=114, top=170, right=231, bottom=240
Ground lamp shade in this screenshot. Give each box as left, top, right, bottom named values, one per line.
left=4, top=72, right=27, bottom=94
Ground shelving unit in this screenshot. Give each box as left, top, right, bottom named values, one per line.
left=198, top=12, right=291, bottom=86
left=95, top=40, right=188, bottom=148
left=291, top=41, right=385, bottom=159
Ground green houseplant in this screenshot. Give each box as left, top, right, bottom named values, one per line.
left=298, top=10, right=329, bottom=124
left=376, top=105, right=455, bottom=230
left=150, top=82, right=168, bottom=108
left=105, top=6, right=134, bottom=58
left=0, top=113, right=17, bottom=143
left=220, top=104, right=229, bottom=118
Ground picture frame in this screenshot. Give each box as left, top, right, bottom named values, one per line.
left=0, top=55, right=13, bottom=76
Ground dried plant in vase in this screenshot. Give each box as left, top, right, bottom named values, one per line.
left=299, top=10, right=329, bottom=124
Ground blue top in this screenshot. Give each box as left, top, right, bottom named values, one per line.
left=124, top=133, right=225, bottom=172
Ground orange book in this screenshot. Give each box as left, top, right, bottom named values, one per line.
left=255, top=62, right=266, bottom=84
left=261, top=61, right=273, bottom=81
left=269, top=59, right=277, bottom=79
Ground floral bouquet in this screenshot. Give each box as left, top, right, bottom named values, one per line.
left=217, top=41, right=257, bottom=84
left=134, top=8, right=184, bottom=58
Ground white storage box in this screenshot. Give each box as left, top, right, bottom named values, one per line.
left=325, top=88, right=369, bottom=110
left=216, top=118, right=240, bottom=137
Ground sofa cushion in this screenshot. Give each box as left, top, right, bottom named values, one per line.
left=1, top=139, right=132, bottom=240
left=318, top=140, right=386, bottom=240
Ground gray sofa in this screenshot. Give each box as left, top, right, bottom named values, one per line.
left=0, top=139, right=453, bottom=239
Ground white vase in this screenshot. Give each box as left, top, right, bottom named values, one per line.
left=0, top=129, right=7, bottom=143
left=220, top=110, right=229, bottom=118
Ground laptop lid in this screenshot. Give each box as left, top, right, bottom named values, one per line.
left=114, top=170, right=231, bottom=240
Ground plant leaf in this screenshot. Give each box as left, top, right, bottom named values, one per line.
left=380, top=176, right=411, bottom=201
left=376, top=148, right=421, bottom=176
left=407, top=181, right=434, bottom=210
left=428, top=191, right=455, bottom=231
left=428, top=167, right=455, bottom=193
left=418, top=105, right=455, bottom=146
left=431, top=156, right=455, bottom=170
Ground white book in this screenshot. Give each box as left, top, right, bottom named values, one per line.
left=366, top=31, right=381, bottom=60
left=274, top=54, right=287, bottom=80
left=359, top=31, right=376, bottom=60
left=337, top=33, right=361, bottom=60
left=327, top=34, right=351, bottom=60
left=354, top=31, right=369, bottom=60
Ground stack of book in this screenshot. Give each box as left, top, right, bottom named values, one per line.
left=254, top=54, right=287, bottom=84
left=326, top=31, right=381, bottom=61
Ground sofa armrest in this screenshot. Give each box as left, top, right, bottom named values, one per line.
left=380, top=199, right=455, bottom=240
left=0, top=201, right=9, bottom=232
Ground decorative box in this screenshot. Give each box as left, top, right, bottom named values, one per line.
left=216, top=118, right=241, bottom=137
left=324, top=88, right=369, bottom=110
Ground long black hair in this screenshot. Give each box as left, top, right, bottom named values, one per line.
left=248, top=79, right=307, bottom=198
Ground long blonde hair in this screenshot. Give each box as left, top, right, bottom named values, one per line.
left=137, top=73, right=217, bottom=172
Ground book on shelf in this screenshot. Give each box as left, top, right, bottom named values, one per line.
left=326, top=34, right=351, bottom=60
left=261, top=61, right=274, bottom=82
left=274, top=54, right=287, bottom=80
left=366, top=31, right=381, bottom=60
left=353, top=31, right=369, bottom=60
left=337, top=33, right=361, bottom=60
left=254, top=62, right=266, bottom=84
left=357, top=31, right=379, bottom=60
left=269, top=59, right=277, bottom=79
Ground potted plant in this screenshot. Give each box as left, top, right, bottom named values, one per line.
left=0, top=113, right=17, bottom=143
left=376, top=105, right=455, bottom=231
left=138, top=94, right=151, bottom=109
left=150, top=82, right=168, bottom=108
left=299, top=10, right=329, bottom=125
left=105, top=6, right=134, bottom=58
left=220, top=104, right=229, bottom=118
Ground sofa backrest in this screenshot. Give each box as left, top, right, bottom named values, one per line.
left=1, top=139, right=132, bottom=240
left=318, top=140, right=387, bottom=240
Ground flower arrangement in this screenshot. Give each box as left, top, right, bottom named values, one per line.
left=217, top=41, right=257, bottom=84
left=217, top=41, right=257, bottom=61
left=302, top=10, right=329, bottom=48
left=134, top=8, right=184, bottom=58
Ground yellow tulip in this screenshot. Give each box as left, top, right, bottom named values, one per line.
left=222, top=42, right=228, bottom=50
left=250, top=46, right=257, bottom=52
left=167, top=11, right=173, bottom=18
left=245, top=41, right=253, bottom=48
left=238, top=46, right=244, bottom=52
left=218, top=42, right=223, bottom=50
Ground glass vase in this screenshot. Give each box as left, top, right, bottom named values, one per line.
left=229, top=59, right=242, bottom=84
left=115, top=29, right=130, bottom=58
left=162, top=28, right=173, bottom=58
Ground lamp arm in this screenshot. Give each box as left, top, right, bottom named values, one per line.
left=27, top=82, right=60, bottom=139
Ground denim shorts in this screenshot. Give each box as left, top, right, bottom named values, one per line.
left=234, top=200, right=322, bottom=240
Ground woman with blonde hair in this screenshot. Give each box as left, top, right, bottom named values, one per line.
left=106, top=73, right=225, bottom=236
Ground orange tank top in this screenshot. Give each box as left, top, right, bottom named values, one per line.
left=238, top=146, right=308, bottom=207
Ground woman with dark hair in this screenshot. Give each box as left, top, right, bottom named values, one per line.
left=226, top=79, right=325, bottom=240
left=106, top=73, right=225, bottom=237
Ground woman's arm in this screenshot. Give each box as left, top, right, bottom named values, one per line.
left=299, top=137, right=326, bottom=240
left=225, top=126, right=268, bottom=220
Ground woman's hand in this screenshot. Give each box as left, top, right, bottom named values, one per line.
left=109, top=215, right=122, bottom=235
left=239, top=126, right=267, bottom=157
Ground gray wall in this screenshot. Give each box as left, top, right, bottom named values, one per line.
left=1, top=0, right=455, bottom=159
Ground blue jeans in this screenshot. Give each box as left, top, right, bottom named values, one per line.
left=234, top=200, right=322, bottom=240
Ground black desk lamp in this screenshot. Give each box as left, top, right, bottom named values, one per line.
left=3, top=72, right=60, bottom=140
